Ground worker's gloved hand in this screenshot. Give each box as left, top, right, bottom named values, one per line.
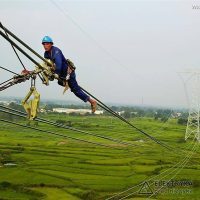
left=21, top=69, right=32, bottom=75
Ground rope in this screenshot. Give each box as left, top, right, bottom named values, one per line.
left=0, top=66, right=19, bottom=75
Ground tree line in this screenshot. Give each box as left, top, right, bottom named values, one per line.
left=0, top=102, right=189, bottom=125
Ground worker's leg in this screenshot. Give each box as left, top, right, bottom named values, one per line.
left=68, top=72, right=89, bottom=102
left=68, top=72, right=97, bottom=112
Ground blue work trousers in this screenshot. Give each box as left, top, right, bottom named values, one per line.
left=68, top=72, right=89, bottom=102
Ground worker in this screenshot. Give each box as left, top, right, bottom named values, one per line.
left=42, top=36, right=97, bottom=113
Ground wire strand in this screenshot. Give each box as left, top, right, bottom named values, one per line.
left=0, top=66, right=19, bottom=75
left=106, top=139, right=198, bottom=200
left=81, top=87, right=173, bottom=151
left=0, top=22, right=26, bottom=70
left=0, top=105, right=139, bottom=148
left=0, top=118, right=122, bottom=149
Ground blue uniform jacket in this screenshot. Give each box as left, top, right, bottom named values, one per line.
left=44, top=46, right=67, bottom=78
left=44, top=46, right=89, bottom=102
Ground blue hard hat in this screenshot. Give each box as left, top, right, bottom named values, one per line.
left=42, top=36, right=53, bottom=44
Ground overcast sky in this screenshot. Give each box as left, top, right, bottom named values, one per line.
left=0, top=0, right=200, bottom=108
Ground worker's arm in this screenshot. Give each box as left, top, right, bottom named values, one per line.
left=44, top=51, right=62, bottom=74
left=53, top=50, right=65, bottom=76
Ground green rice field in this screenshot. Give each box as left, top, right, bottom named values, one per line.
left=0, top=114, right=199, bottom=200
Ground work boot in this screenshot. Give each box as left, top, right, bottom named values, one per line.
left=91, top=101, right=97, bottom=113
left=89, top=98, right=97, bottom=113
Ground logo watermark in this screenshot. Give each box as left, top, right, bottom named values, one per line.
left=192, top=5, right=200, bottom=9
left=138, top=180, right=193, bottom=196
left=154, top=179, right=193, bottom=188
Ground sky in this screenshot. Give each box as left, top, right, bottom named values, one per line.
left=0, top=0, right=200, bottom=108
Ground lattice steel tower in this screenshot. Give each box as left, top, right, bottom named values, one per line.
left=185, top=72, right=200, bottom=142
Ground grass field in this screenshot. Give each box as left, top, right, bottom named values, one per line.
left=0, top=113, right=199, bottom=199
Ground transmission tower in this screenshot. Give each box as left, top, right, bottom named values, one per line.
left=185, top=72, right=200, bottom=142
